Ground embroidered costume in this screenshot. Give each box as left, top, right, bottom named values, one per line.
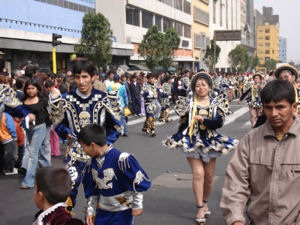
left=84, top=146, right=151, bottom=225
left=141, top=81, right=159, bottom=136
left=163, top=95, right=238, bottom=162
left=178, top=76, right=190, bottom=97
left=33, top=203, right=84, bottom=225
left=159, top=82, right=172, bottom=122
left=240, top=84, right=262, bottom=109
left=49, top=88, right=122, bottom=208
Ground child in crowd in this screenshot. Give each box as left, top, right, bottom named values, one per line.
left=77, top=124, right=151, bottom=225
left=33, top=166, right=84, bottom=225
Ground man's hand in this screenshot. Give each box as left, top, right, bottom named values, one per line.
left=66, top=134, right=73, bottom=139
left=86, top=215, right=95, bottom=225
left=232, top=221, right=245, bottom=225
left=132, top=208, right=143, bottom=216
left=194, top=115, right=204, bottom=123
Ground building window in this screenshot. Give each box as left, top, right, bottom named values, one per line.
left=184, top=0, right=191, bottom=14
left=161, top=0, right=173, bottom=7
left=265, top=36, right=270, bottom=40
left=265, top=28, right=270, bottom=33
left=193, top=6, right=209, bottom=26
left=184, top=24, right=191, bottom=38
left=155, top=15, right=162, bottom=31
left=163, top=17, right=172, bottom=32
left=126, top=6, right=140, bottom=26
left=265, top=50, right=270, bottom=54
left=174, top=0, right=182, bottom=10
left=142, top=10, right=153, bottom=28
left=265, top=43, right=270, bottom=47
left=174, top=21, right=183, bottom=36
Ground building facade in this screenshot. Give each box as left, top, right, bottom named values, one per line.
left=209, top=0, right=241, bottom=72
left=255, top=7, right=279, bottom=69
left=192, top=0, right=210, bottom=71
left=96, top=0, right=194, bottom=71
left=0, top=0, right=96, bottom=72
left=279, top=36, right=287, bottom=63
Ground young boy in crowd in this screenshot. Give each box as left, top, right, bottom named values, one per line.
left=77, top=124, right=151, bottom=225
left=33, top=166, right=84, bottom=225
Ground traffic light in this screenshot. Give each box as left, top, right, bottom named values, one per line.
left=52, top=33, right=62, bottom=46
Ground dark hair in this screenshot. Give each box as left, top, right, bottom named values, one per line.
left=58, top=82, right=69, bottom=94
left=77, top=124, right=106, bottom=147
left=191, top=72, right=213, bottom=92
left=15, top=76, right=28, bottom=90
left=45, top=79, right=55, bottom=89
left=35, top=167, right=72, bottom=205
left=261, top=80, right=295, bottom=105
left=23, top=77, right=43, bottom=100
left=25, top=64, right=39, bottom=78
left=73, top=60, right=95, bottom=77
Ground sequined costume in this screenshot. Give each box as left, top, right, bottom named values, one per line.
left=49, top=88, right=122, bottom=209
left=159, top=82, right=172, bottom=122
left=240, top=85, right=262, bottom=109
left=84, top=146, right=151, bottom=225
left=163, top=95, right=238, bottom=162
left=178, top=76, right=190, bottom=97
left=141, top=82, right=159, bottom=136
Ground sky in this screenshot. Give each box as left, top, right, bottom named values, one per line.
left=254, top=0, right=300, bottom=63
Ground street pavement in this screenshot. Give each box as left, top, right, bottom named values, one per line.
left=0, top=100, right=251, bottom=225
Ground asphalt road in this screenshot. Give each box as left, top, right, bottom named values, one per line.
left=0, top=100, right=251, bottom=225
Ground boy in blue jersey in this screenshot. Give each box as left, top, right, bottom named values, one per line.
left=77, top=124, right=151, bottom=225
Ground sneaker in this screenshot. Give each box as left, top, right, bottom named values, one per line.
left=4, top=168, right=18, bottom=175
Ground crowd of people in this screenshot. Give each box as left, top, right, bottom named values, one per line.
left=0, top=61, right=300, bottom=225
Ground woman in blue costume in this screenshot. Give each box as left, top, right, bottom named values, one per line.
left=163, top=72, right=238, bottom=225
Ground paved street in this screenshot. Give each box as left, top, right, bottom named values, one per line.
left=0, top=100, right=251, bottom=225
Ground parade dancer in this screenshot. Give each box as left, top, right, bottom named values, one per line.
left=49, top=60, right=122, bottom=211
left=178, top=70, right=191, bottom=97
left=78, top=124, right=151, bottom=225
left=239, top=73, right=263, bottom=128
left=163, top=72, right=238, bottom=225
left=141, top=73, right=159, bottom=137
left=159, top=76, right=172, bottom=123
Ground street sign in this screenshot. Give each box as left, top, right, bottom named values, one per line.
left=214, top=30, right=241, bottom=41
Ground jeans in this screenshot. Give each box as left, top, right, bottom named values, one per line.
left=40, top=126, right=51, bottom=167
left=0, top=140, right=17, bottom=172
left=22, top=123, right=47, bottom=187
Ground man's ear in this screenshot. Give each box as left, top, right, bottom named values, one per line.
left=92, top=75, right=97, bottom=82
left=292, top=102, right=298, bottom=112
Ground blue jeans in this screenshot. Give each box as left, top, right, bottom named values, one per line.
left=22, top=123, right=47, bottom=187
left=40, top=126, right=51, bottom=167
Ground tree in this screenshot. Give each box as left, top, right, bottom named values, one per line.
left=250, top=56, right=260, bottom=70
left=228, top=45, right=251, bottom=72
left=160, top=27, right=181, bottom=71
left=264, top=58, right=277, bottom=72
left=203, top=40, right=221, bottom=71
left=138, top=26, right=180, bottom=71
left=74, top=12, right=112, bottom=68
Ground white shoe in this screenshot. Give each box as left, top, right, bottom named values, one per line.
left=4, top=168, right=18, bottom=175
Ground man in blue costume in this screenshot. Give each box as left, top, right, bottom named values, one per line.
left=49, top=60, right=123, bottom=210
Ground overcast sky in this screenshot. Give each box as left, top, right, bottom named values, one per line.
left=254, top=0, right=300, bottom=63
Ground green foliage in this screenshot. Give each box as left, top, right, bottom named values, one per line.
left=250, top=56, right=260, bottom=70
left=203, top=40, right=221, bottom=71
left=138, top=26, right=180, bottom=71
left=264, top=58, right=277, bottom=72
left=228, top=45, right=251, bottom=72
left=74, top=13, right=112, bottom=68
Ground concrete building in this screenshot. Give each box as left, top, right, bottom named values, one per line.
left=0, top=0, right=95, bottom=72
left=209, top=0, right=241, bottom=72
left=242, top=0, right=255, bottom=56
left=96, top=0, right=194, bottom=71
left=279, top=37, right=287, bottom=63
left=191, top=0, right=210, bottom=71
left=255, top=7, right=279, bottom=70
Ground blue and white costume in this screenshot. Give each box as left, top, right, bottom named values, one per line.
left=159, top=82, right=172, bottom=122
left=49, top=88, right=123, bottom=208
left=85, top=146, right=151, bottom=225
left=163, top=95, right=238, bottom=162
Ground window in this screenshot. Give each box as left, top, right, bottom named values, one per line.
left=174, top=0, right=182, bottom=10
left=265, top=50, right=270, bottom=54
left=174, top=21, right=183, bottom=36
left=126, top=6, right=140, bottom=26
left=265, top=28, right=270, bottom=33
left=155, top=15, right=162, bottom=31
left=265, top=43, right=270, bottom=47
left=142, top=10, right=153, bottom=28
left=163, top=17, right=172, bottom=32
left=161, top=0, right=173, bottom=6
left=265, top=36, right=270, bottom=40
left=184, top=24, right=191, bottom=38
left=194, top=6, right=209, bottom=25
left=184, top=0, right=191, bottom=14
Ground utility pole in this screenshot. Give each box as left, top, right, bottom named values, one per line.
left=52, top=33, right=62, bottom=74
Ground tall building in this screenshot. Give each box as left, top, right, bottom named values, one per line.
left=96, top=0, right=194, bottom=71
left=242, top=0, right=255, bottom=56
left=279, top=37, right=287, bottom=63
left=209, top=0, right=241, bottom=72
left=191, top=0, right=210, bottom=71
left=255, top=7, right=279, bottom=69
left=0, top=0, right=95, bottom=72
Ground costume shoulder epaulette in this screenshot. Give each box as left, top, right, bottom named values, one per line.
left=48, top=93, right=67, bottom=125
left=174, top=96, right=190, bottom=116
left=118, top=152, right=131, bottom=173
left=211, top=93, right=232, bottom=115
left=103, top=91, right=122, bottom=120
left=0, top=84, right=21, bottom=108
